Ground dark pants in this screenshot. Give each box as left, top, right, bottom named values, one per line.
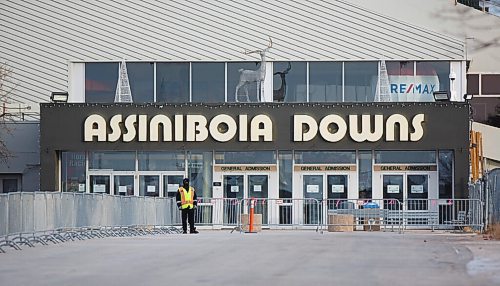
left=181, top=208, right=195, bottom=232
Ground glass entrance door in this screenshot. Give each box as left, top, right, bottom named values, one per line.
left=407, top=174, right=429, bottom=210
left=163, top=175, right=184, bottom=198
left=223, top=175, right=244, bottom=199
left=382, top=173, right=429, bottom=209
left=303, top=175, right=323, bottom=225
left=406, top=174, right=429, bottom=225
left=90, top=175, right=111, bottom=194
left=327, top=174, right=349, bottom=210
left=302, top=174, right=348, bottom=224
left=89, top=170, right=133, bottom=195
left=139, top=175, right=160, bottom=197
left=382, top=174, right=404, bottom=209
left=223, top=175, right=244, bottom=224
left=248, top=175, right=269, bottom=224
left=114, top=175, right=134, bottom=196
left=222, top=174, right=269, bottom=225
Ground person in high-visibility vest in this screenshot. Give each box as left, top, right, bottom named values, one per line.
left=176, top=178, right=198, bottom=234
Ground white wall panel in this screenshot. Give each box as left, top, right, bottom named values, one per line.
left=0, top=0, right=466, bottom=119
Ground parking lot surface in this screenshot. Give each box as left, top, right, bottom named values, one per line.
left=1, top=230, right=499, bottom=286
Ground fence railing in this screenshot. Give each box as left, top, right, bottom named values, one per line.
left=177, top=198, right=322, bottom=231
left=0, top=193, right=486, bottom=252
left=188, top=198, right=242, bottom=227
left=238, top=198, right=322, bottom=232
left=0, top=192, right=181, bottom=253
left=403, top=198, right=483, bottom=231
left=188, top=197, right=482, bottom=233
left=486, top=169, right=500, bottom=227
left=324, top=199, right=404, bottom=233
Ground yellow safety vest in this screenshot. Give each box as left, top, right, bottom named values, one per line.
left=178, top=187, right=195, bottom=209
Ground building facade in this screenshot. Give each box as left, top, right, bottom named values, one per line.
left=41, top=102, right=469, bottom=203
left=1, top=0, right=473, bottom=216
left=350, top=0, right=500, bottom=170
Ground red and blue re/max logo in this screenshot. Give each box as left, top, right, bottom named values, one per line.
left=390, top=84, right=436, bottom=94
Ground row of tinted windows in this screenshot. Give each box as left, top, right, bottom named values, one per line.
left=83, top=150, right=438, bottom=171
left=467, top=73, right=500, bottom=95
left=85, top=61, right=450, bottom=103
left=63, top=150, right=452, bottom=198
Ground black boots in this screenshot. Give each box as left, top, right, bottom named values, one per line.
left=182, top=228, right=198, bottom=234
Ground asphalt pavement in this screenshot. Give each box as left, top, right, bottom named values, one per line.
left=1, top=230, right=499, bottom=286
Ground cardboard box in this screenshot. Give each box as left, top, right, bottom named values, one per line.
left=241, top=214, right=262, bottom=232
left=328, top=214, right=355, bottom=232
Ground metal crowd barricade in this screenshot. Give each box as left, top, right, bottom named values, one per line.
left=237, top=198, right=321, bottom=232
left=0, top=194, right=11, bottom=252
left=0, top=192, right=182, bottom=253
left=187, top=198, right=323, bottom=231
left=158, top=197, right=181, bottom=234
left=194, top=197, right=215, bottom=226
left=325, top=199, right=404, bottom=233
left=186, top=198, right=242, bottom=229
left=432, top=198, right=482, bottom=231
left=223, top=198, right=241, bottom=227
left=0, top=193, right=488, bottom=253
left=401, top=199, right=483, bottom=231
left=403, top=199, right=440, bottom=230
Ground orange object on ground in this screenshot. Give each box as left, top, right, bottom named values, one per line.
left=249, top=198, right=255, bottom=233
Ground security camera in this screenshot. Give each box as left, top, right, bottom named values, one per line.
left=449, top=72, right=456, bottom=81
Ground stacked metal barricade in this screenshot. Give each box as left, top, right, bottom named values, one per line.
left=0, top=192, right=181, bottom=253
left=486, top=169, right=500, bottom=228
